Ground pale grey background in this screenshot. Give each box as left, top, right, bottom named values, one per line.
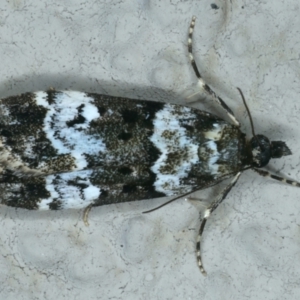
left=0, top=0, right=300, bottom=299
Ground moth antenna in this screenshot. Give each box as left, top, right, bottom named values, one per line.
left=185, top=90, right=201, bottom=102
left=236, top=87, right=256, bottom=137
left=236, top=88, right=263, bottom=157
left=142, top=189, right=200, bottom=214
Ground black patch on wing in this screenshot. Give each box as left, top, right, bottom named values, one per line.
left=118, top=167, right=133, bottom=175
left=67, top=104, right=85, bottom=127
left=49, top=200, right=62, bottom=210
left=97, top=106, right=106, bottom=115
left=122, top=184, right=137, bottom=193
left=117, top=131, right=132, bottom=141
left=122, top=109, right=139, bottom=123
left=0, top=174, right=50, bottom=210
left=46, top=89, right=56, bottom=105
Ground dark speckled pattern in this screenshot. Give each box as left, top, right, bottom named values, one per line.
left=0, top=90, right=248, bottom=210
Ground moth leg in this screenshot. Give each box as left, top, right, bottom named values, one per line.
left=186, top=197, right=208, bottom=209
left=253, top=169, right=300, bottom=187
left=83, top=204, right=93, bottom=226
left=197, top=172, right=241, bottom=275
left=186, top=196, right=205, bottom=201
left=188, top=16, right=240, bottom=127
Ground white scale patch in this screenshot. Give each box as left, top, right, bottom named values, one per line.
left=35, top=91, right=104, bottom=209
left=150, top=104, right=199, bottom=195
left=205, top=140, right=220, bottom=174
left=38, top=170, right=101, bottom=210
left=151, top=109, right=224, bottom=196
left=35, top=91, right=105, bottom=169
left=204, top=123, right=222, bottom=175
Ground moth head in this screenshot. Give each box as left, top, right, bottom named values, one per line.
left=250, top=135, right=292, bottom=168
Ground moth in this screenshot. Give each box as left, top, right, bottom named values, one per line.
left=0, top=17, right=298, bottom=275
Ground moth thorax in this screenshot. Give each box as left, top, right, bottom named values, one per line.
left=250, top=134, right=292, bottom=168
